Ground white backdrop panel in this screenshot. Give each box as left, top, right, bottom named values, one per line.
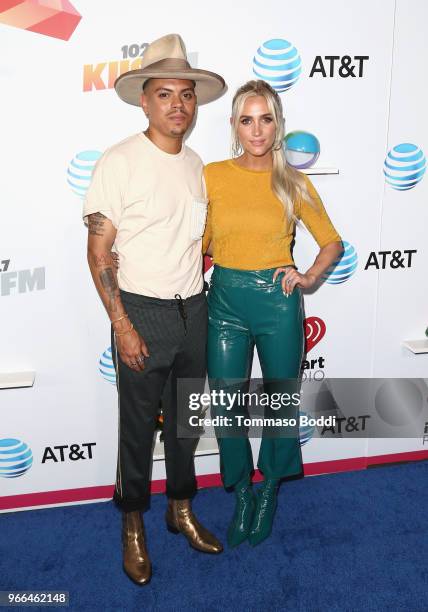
left=1, top=0, right=425, bottom=510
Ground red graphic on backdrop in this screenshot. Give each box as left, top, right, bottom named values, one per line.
left=204, top=255, right=213, bottom=274
left=0, top=0, right=81, bottom=41
left=304, top=316, right=326, bottom=352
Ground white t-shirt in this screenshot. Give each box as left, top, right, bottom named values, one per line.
left=83, top=132, right=207, bottom=299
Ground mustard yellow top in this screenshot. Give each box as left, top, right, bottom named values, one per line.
left=202, top=160, right=341, bottom=270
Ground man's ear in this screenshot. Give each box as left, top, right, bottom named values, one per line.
left=141, top=93, right=149, bottom=117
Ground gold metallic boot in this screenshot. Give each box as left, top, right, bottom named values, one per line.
left=122, top=510, right=152, bottom=585
left=165, top=499, right=223, bottom=554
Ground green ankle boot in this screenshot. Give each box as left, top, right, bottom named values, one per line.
left=248, top=479, right=279, bottom=547
left=227, top=477, right=255, bottom=548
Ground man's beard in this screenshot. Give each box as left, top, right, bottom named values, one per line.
left=170, top=126, right=187, bottom=136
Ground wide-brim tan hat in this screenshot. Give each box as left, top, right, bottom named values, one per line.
left=114, top=33, right=226, bottom=106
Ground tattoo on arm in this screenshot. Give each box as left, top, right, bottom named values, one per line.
left=100, top=267, right=119, bottom=312
left=93, top=253, right=111, bottom=267
left=88, top=212, right=107, bottom=236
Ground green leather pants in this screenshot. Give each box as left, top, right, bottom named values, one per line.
left=207, top=265, right=304, bottom=488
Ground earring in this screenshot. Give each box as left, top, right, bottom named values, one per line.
left=232, top=140, right=242, bottom=157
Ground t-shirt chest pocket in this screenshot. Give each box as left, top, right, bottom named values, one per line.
left=190, top=197, right=208, bottom=241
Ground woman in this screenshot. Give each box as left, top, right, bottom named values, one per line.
left=203, top=79, right=342, bottom=547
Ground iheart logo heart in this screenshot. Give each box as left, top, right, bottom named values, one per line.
left=204, top=255, right=213, bottom=273
left=304, top=317, right=326, bottom=352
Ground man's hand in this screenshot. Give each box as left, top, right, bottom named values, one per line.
left=114, top=326, right=150, bottom=372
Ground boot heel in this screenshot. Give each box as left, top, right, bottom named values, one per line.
left=166, top=523, right=180, bottom=534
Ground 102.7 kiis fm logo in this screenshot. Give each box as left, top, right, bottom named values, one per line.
left=83, top=42, right=197, bottom=92
left=83, top=42, right=147, bottom=92
left=0, top=259, right=45, bottom=297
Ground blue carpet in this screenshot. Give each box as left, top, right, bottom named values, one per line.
left=1, top=461, right=427, bottom=612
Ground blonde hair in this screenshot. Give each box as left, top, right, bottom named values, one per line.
left=231, top=79, right=313, bottom=221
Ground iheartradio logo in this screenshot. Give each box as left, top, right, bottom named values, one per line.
left=304, top=316, right=326, bottom=352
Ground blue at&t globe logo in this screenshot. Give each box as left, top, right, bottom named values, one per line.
left=299, top=412, right=315, bottom=446
left=99, top=346, right=116, bottom=385
left=323, top=241, right=358, bottom=285
left=253, top=39, right=302, bottom=92
left=67, top=150, right=102, bottom=198
left=0, top=438, right=33, bottom=478
left=384, top=143, right=426, bottom=190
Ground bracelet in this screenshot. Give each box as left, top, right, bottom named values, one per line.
left=114, top=322, right=134, bottom=336
left=111, top=313, right=129, bottom=325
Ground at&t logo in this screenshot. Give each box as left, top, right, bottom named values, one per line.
left=299, top=411, right=315, bottom=446
left=364, top=249, right=416, bottom=270
left=100, top=347, right=116, bottom=385
left=309, top=55, right=369, bottom=78
left=253, top=39, right=302, bottom=92
left=67, top=150, right=102, bottom=199
left=323, top=241, right=358, bottom=284
left=0, top=438, right=33, bottom=478
left=42, top=443, right=96, bottom=463
left=383, top=143, right=426, bottom=190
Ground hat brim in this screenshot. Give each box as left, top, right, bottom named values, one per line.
left=115, top=68, right=226, bottom=106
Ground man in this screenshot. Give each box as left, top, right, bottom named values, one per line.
left=83, top=33, right=226, bottom=585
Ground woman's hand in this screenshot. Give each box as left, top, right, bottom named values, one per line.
left=272, top=267, right=317, bottom=297
left=273, top=242, right=343, bottom=297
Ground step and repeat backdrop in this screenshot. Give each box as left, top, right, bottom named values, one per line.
left=1, top=0, right=427, bottom=511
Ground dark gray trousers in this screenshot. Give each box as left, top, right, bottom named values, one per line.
left=111, top=289, right=207, bottom=512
